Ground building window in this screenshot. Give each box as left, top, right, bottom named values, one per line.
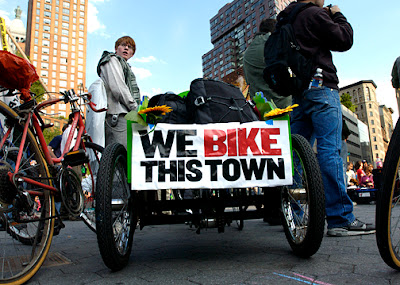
left=62, top=15, right=69, bottom=22
left=43, top=25, right=50, bottom=32
left=44, top=11, right=51, bottom=17
left=63, top=8, right=70, bottom=15
left=42, top=40, right=50, bottom=47
left=373, top=128, right=376, bottom=133
left=371, top=120, right=374, bottom=125
left=44, top=4, right=51, bottom=10
left=41, top=62, right=49, bottom=69
left=375, top=145, right=378, bottom=150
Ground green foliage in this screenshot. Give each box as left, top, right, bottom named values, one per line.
left=340, top=92, right=356, bottom=112
left=43, top=127, right=62, bottom=145
left=30, top=80, right=46, bottom=103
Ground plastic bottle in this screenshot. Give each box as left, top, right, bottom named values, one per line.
left=308, top=68, right=323, bottom=89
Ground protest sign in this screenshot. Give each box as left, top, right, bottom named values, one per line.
left=128, top=119, right=292, bottom=190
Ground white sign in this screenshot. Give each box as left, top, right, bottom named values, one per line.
left=130, top=121, right=292, bottom=190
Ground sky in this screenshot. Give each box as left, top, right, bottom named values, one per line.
left=1, top=0, right=400, bottom=121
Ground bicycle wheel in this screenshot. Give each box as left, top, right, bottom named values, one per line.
left=281, top=134, right=325, bottom=257
left=0, top=100, right=55, bottom=284
left=376, top=120, right=400, bottom=270
left=96, top=143, right=134, bottom=271
left=80, top=141, right=103, bottom=232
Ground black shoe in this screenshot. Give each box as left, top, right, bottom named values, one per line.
left=327, top=219, right=375, bottom=237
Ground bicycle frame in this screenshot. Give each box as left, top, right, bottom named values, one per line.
left=0, top=90, right=106, bottom=198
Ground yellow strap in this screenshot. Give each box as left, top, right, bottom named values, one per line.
left=0, top=17, right=9, bottom=51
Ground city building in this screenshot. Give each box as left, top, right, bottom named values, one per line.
left=25, top=0, right=88, bottom=121
left=379, top=104, right=394, bottom=152
left=6, top=6, right=26, bottom=54
left=202, top=0, right=290, bottom=81
left=340, top=80, right=393, bottom=164
left=342, top=105, right=363, bottom=164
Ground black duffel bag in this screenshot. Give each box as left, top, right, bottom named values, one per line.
left=147, top=92, right=188, bottom=124
left=186, top=78, right=259, bottom=124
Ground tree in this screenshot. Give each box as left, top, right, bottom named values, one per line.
left=340, top=92, right=356, bottom=112
left=30, top=80, right=46, bottom=103
left=43, top=127, right=62, bottom=145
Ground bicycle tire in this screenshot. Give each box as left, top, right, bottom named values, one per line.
left=376, top=119, right=400, bottom=270
left=96, top=143, right=135, bottom=271
left=80, top=141, right=103, bottom=233
left=0, top=100, right=55, bottom=284
left=281, top=134, right=325, bottom=257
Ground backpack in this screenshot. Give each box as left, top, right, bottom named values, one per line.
left=87, top=78, right=107, bottom=148
left=147, top=92, right=188, bottom=124
left=186, top=78, right=259, bottom=124
left=263, top=2, right=314, bottom=97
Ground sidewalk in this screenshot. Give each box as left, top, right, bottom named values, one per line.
left=28, top=204, right=399, bottom=285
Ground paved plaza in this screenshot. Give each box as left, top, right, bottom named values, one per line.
left=27, top=204, right=400, bottom=285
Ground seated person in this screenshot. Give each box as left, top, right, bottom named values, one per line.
left=360, top=164, right=374, bottom=188
left=346, top=162, right=357, bottom=186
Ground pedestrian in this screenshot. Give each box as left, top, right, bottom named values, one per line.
left=47, top=124, right=68, bottom=159
left=97, top=36, right=140, bottom=149
left=360, top=164, right=374, bottom=188
left=243, top=18, right=291, bottom=108
left=283, top=0, right=375, bottom=236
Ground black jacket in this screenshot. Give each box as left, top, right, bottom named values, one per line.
left=281, top=2, right=353, bottom=90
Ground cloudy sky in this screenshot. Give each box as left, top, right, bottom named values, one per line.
left=1, top=0, right=400, bottom=121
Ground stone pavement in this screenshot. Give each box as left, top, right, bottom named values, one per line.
left=27, top=204, right=400, bottom=285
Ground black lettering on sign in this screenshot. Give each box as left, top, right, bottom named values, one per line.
left=158, top=161, right=177, bottom=182
left=240, top=158, right=266, bottom=180
left=178, top=160, right=185, bottom=182
left=176, top=130, right=197, bottom=157
left=139, top=130, right=175, bottom=158
left=223, top=159, right=241, bottom=181
left=267, top=158, right=285, bottom=179
left=186, top=160, right=202, bottom=182
left=205, top=160, right=222, bottom=181
left=140, top=161, right=158, bottom=182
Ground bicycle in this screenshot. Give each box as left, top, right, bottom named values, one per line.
left=0, top=87, right=105, bottom=284
left=376, top=119, right=400, bottom=270
left=95, top=130, right=325, bottom=271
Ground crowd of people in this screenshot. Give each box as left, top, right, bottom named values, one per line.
left=346, top=160, right=380, bottom=189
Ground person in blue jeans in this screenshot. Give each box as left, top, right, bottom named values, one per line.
left=283, top=0, right=375, bottom=236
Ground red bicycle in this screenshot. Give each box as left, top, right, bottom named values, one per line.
left=0, top=87, right=105, bottom=284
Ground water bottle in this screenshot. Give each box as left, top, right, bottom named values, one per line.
left=308, top=68, right=323, bottom=89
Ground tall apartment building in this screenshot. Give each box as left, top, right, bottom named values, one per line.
left=25, top=0, right=88, bottom=121
left=340, top=80, right=394, bottom=163
left=202, top=0, right=290, bottom=80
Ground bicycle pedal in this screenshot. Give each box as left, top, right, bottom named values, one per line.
left=63, top=149, right=88, bottom=167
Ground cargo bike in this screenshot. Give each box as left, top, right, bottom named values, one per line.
left=94, top=79, right=326, bottom=271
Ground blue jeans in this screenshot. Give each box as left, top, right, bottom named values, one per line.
left=291, top=87, right=355, bottom=229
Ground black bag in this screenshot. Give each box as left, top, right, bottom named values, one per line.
left=263, top=2, right=314, bottom=97
left=186, top=78, right=259, bottom=124
left=147, top=92, right=188, bottom=124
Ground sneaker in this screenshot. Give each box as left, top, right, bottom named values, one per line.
left=327, top=219, right=376, bottom=237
